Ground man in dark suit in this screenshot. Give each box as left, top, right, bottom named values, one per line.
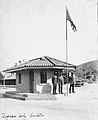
left=52, top=72, right=58, bottom=95
left=69, top=72, right=75, bottom=93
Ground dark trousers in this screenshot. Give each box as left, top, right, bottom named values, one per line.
left=69, top=83, right=75, bottom=93
left=53, top=84, right=57, bottom=95
left=58, top=84, right=63, bottom=94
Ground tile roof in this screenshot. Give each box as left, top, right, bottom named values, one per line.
left=3, top=56, right=76, bottom=73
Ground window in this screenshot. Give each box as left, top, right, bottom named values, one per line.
left=19, top=73, right=21, bottom=84
left=40, top=71, right=47, bottom=84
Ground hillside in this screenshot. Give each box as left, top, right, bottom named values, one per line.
left=75, top=60, right=98, bottom=82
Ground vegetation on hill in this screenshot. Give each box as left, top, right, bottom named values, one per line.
left=75, top=60, right=98, bottom=82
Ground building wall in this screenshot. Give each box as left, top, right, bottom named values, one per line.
left=16, top=70, right=30, bottom=93
left=16, top=69, right=62, bottom=93
left=35, top=69, right=62, bottom=93
left=34, top=70, right=40, bottom=90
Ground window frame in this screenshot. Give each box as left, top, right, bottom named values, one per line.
left=19, top=73, right=21, bottom=84
left=40, top=71, right=47, bottom=84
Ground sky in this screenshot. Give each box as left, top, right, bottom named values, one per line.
left=0, top=0, right=97, bottom=71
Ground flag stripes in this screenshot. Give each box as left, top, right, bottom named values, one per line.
left=66, top=7, right=77, bottom=32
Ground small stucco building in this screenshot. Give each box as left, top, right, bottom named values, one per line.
left=0, top=73, right=16, bottom=88
left=4, top=73, right=16, bottom=86
left=3, top=56, right=76, bottom=93
left=0, top=71, right=4, bottom=85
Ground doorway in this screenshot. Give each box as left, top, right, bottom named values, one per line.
left=29, top=70, right=34, bottom=93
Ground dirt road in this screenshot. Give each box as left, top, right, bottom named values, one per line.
left=0, top=82, right=98, bottom=120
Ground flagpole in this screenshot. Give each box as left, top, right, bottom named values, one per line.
left=65, top=7, right=77, bottom=96
left=65, top=7, right=68, bottom=96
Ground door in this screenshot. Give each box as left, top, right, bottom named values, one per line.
left=29, top=70, right=34, bottom=93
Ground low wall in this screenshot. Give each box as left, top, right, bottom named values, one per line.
left=0, top=85, right=16, bottom=88
left=36, top=78, right=53, bottom=94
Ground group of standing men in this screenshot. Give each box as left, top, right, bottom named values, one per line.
left=52, top=71, right=75, bottom=95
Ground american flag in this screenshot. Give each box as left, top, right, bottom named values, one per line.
left=66, top=7, right=77, bottom=32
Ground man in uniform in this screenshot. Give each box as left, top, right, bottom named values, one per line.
left=52, top=72, right=58, bottom=95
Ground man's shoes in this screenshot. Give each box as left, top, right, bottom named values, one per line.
left=72, top=91, right=75, bottom=93
left=69, top=92, right=71, bottom=94
left=61, top=93, right=63, bottom=94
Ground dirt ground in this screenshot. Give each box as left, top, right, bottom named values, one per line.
left=0, top=82, right=98, bottom=120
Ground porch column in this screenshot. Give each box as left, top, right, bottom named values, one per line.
left=3, top=79, right=5, bottom=88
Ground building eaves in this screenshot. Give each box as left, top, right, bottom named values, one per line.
left=3, top=56, right=76, bottom=73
